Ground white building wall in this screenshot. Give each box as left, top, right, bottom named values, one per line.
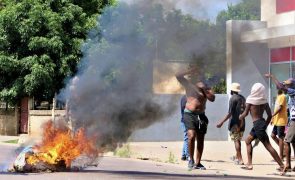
left=261, top=0, right=295, bottom=28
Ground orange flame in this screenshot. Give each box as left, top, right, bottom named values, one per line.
left=27, top=120, right=98, bottom=167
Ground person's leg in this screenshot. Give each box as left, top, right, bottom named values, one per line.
left=279, top=138, right=285, bottom=160
left=292, top=142, right=295, bottom=159
left=261, top=138, right=284, bottom=168
left=284, top=142, right=291, bottom=170
left=283, top=121, right=295, bottom=172
left=181, top=122, right=188, bottom=160
left=187, top=129, right=196, bottom=163
left=244, top=134, right=255, bottom=169
left=235, top=139, right=243, bottom=163
left=271, top=133, right=279, bottom=146
left=277, top=126, right=286, bottom=160
left=195, top=132, right=205, bottom=165
left=271, top=126, right=279, bottom=146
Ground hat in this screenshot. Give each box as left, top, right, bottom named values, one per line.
left=230, top=83, right=241, bottom=92
left=283, top=78, right=293, bottom=85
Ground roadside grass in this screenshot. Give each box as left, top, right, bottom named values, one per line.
left=165, top=151, right=178, bottom=164
left=114, top=144, right=132, bottom=158
left=2, top=139, right=19, bottom=144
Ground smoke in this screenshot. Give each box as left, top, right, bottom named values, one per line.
left=60, top=1, right=178, bottom=150
left=58, top=0, right=233, bottom=150
left=119, top=0, right=242, bottom=21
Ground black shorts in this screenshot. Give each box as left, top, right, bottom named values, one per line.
left=250, top=119, right=269, bottom=143
left=183, top=112, right=208, bottom=135
left=272, top=126, right=285, bottom=139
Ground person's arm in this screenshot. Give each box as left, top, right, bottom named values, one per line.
left=239, top=103, right=250, bottom=129
left=204, top=88, right=215, bottom=102
left=216, top=113, right=231, bottom=128
left=272, top=105, right=282, bottom=117
left=176, top=67, right=203, bottom=95
left=265, top=103, right=272, bottom=126
left=217, top=97, right=234, bottom=128
left=265, top=73, right=287, bottom=91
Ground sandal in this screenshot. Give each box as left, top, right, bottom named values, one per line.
left=277, top=166, right=290, bottom=172
left=194, top=163, right=206, bottom=170
left=234, top=160, right=244, bottom=165
left=241, top=166, right=253, bottom=170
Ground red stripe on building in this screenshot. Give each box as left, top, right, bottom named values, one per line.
left=271, top=47, right=290, bottom=62
left=276, top=0, right=295, bottom=13
left=292, top=47, right=295, bottom=60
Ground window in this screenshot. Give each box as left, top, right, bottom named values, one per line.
left=270, top=63, right=290, bottom=107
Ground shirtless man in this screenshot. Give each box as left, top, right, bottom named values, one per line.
left=239, top=83, right=284, bottom=171
left=176, top=67, right=215, bottom=169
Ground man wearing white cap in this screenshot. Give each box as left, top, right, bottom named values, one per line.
left=239, top=83, right=284, bottom=171
left=217, top=83, right=245, bottom=165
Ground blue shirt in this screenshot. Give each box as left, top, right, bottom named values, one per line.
left=180, top=95, right=187, bottom=122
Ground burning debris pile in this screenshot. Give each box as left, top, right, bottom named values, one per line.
left=12, top=120, right=99, bottom=173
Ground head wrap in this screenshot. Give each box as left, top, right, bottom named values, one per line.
left=246, top=83, right=267, bottom=105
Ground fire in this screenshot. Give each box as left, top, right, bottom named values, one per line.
left=26, top=120, right=98, bottom=167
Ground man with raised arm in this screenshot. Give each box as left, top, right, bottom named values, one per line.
left=175, top=67, right=215, bottom=170
left=239, top=83, right=284, bottom=171
left=265, top=74, right=295, bottom=173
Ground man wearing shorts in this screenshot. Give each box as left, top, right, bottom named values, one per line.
left=271, top=89, right=288, bottom=160
left=239, top=83, right=284, bottom=171
left=176, top=67, right=215, bottom=170
left=217, top=83, right=245, bottom=165
left=266, top=74, right=295, bottom=173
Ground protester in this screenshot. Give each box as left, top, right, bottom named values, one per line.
left=265, top=74, right=295, bottom=173
left=176, top=67, right=215, bottom=170
left=180, top=95, right=189, bottom=161
left=217, top=83, right=245, bottom=165
left=285, top=92, right=295, bottom=161
left=271, top=89, right=288, bottom=160
left=239, top=83, right=284, bottom=171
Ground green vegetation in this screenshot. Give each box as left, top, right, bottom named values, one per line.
left=165, top=151, right=177, bottom=164
left=0, top=0, right=114, bottom=105
left=0, top=0, right=260, bottom=102
left=2, top=139, right=18, bottom=144
left=114, top=144, right=132, bottom=158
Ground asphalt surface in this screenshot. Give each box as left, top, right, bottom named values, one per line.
left=0, top=144, right=292, bottom=180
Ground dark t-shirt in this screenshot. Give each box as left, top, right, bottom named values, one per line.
left=228, top=94, right=246, bottom=131
left=180, top=95, right=187, bottom=122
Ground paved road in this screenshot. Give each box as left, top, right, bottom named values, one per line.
left=0, top=144, right=290, bottom=180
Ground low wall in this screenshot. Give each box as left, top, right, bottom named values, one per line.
left=0, top=109, right=18, bottom=136
left=29, top=110, right=65, bottom=136
left=27, top=95, right=231, bottom=141
left=129, top=94, right=230, bottom=141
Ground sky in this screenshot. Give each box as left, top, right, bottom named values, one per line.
left=119, top=0, right=242, bottom=22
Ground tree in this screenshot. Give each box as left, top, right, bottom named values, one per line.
left=207, top=0, right=261, bottom=93
left=216, top=0, right=260, bottom=27
left=0, top=0, right=114, bottom=105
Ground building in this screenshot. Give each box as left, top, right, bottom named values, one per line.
left=227, top=0, right=295, bottom=107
